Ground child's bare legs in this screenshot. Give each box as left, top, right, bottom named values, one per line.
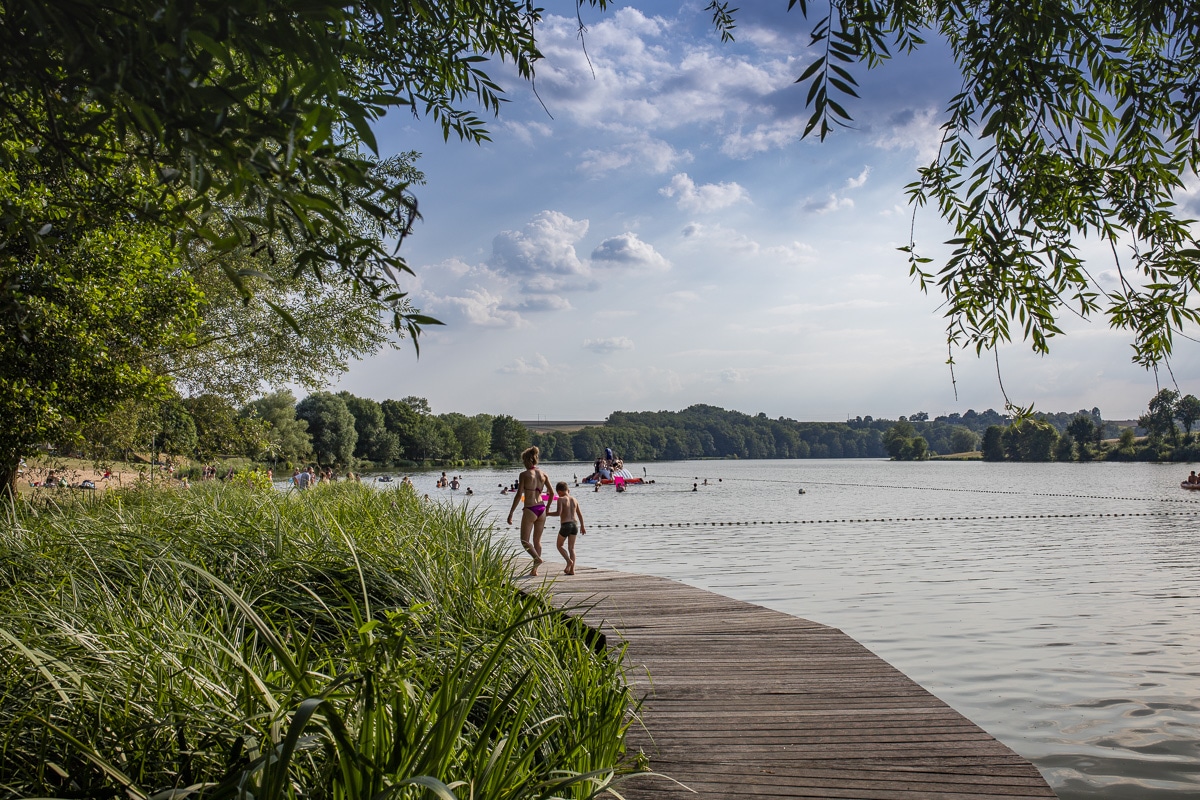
left=557, top=533, right=576, bottom=574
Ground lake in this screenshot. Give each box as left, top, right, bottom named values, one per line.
left=383, top=459, right=1200, bottom=799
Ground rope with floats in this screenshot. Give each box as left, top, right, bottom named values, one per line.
left=588, top=509, right=1200, bottom=529
left=646, top=472, right=1200, bottom=505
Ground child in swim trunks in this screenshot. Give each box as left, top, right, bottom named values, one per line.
left=506, top=446, right=554, bottom=575
left=548, top=481, right=586, bottom=575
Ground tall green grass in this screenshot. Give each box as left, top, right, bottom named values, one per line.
left=0, top=483, right=639, bottom=798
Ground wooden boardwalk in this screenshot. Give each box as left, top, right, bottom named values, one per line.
left=528, top=564, right=1057, bottom=799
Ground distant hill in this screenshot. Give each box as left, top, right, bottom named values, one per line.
left=520, top=420, right=605, bottom=434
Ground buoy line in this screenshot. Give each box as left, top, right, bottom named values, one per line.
left=589, top=509, right=1200, bottom=529
left=649, top=472, right=1200, bottom=505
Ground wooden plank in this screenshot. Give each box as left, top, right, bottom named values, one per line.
left=525, top=565, right=1057, bottom=799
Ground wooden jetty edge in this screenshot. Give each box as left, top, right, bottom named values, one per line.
left=530, top=564, right=1057, bottom=799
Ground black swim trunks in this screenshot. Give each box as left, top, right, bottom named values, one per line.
left=559, top=521, right=580, bottom=537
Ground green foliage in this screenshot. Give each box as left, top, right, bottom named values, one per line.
left=774, top=0, right=1200, bottom=366
left=229, top=468, right=274, bottom=491
left=185, top=394, right=265, bottom=460
left=1001, top=419, right=1060, bottom=462
left=0, top=483, right=636, bottom=797
left=1176, top=394, right=1200, bottom=437
left=981, top=426, right=1005, bottom=461
left=156, top=397, right=198, bottom=458
left=491, top=415, right=532, bottom=462
left=296, top=392, right=358, bottom=467
left=243, top=391, right=313, bottom=464
left=948, top=426, right=979, bottom=454
left=0, top=1, right=554, bottom=340
left=884, top=422, right=929, bottom=461
left=1139, top=388, right=1180, bottom=443
left=338, top=391, right=400, bottom=465
left=0, top=144, right=204, bottom=489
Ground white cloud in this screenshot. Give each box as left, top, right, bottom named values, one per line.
left=803, top=194, right=855, bottom=214
left=533, top=10, right=797, bottom=137
left=579, top=137, right=691, bottom=177
left=590, top=232, right=669, bottom=270
left=501, top=120, right=553, bottom=145
left=498, top=354, right=552, bottom=375
left=508, top=294, right=574, bottom=312
left=435, top=288, right=525, bottom=329
left=768, top=299, right=892, bottom=314
left=660, top=173, right=750, bottom=213
left=583, top=336, right=635, bottom=353
left=679, top=221, right=762, bottom=254
left=722, top=118, right=807, bottom=157
left=846, top=166, right=871, bottom=189
left=490, top=211, right=590, bottom=286
left=871, top=107, right=944, bottom=163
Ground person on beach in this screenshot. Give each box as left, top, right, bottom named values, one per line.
left=506, top=446, right=553, bottom=576
left=548, top=481, right=585, bottom=574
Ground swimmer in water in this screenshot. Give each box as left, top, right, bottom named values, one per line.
left=506, top=446, right=553, bottom=575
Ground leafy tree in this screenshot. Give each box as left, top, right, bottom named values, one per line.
left=296, top=393, right=358, bottom=467
left=981, top=426, right=1006, bottom=462
left=164, top=159, right=424, bottom=402
left=185, top=395, right=262, bottom=461
left=1066, top=415, right=1099, bottom=460
left=338, top=392, right=399, bottom=465
left=443, top=413, right=493, bottom=461
left=752, top=0, right=1200, bottom=368
left=1, top=0, right=545, bottom=341
left=491, top=415, right=531, bottom=462
left=1002, top=419, right=1060, bottom=462
left=155, top=399, right=198, bottom=460
left=243, top=391, right=312, bottom=465
left=1055, top=433, right=1077, bottom=463
left=949, top=427, right=978, bottom=454
left=76, top=401, right=160, bottom=465
left=0, top=149, right=203, bottom=491
left=381, top=398, right=426, bottom=461
left=1139, top=389, right=1180, bottom=444
left=1176, top=395, right=1200, bottom=439
left=883, top=421, right=917, bottom=459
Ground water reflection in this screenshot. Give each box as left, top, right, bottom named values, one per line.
left=385, top=459, right=1200, bottom=799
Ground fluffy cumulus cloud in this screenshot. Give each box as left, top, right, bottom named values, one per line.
left=508, top=294, right=574, bottom=312
left=498, top=354, right=552, bottom=375
left=721, top=118, right=808, bottom=158
left=531, top=8, right=799, bottom=145
left=590, top=232, right=669, bottom=270
left=434, top=288, right=524, bottom=329
left=579, top=137, right=691, bottom=177
left=660, top=173, right=750, bottom=212
left=870, top=107, right=944, bottom=163
left=583, top=336, right=635, bottom=354
left=803, top=194, right=854, bottom=214
left=490, top=211, right=591, bottom=289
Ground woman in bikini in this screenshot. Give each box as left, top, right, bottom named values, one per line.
left=506, top=446, right=554, bottom=575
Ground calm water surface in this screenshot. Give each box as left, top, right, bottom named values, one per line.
left=390, top=459, right=1200, bottom=799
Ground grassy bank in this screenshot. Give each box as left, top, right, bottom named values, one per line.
left=0, top=483, right=638, bottom=798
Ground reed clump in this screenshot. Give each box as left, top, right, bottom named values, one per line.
left=0, top=482, right=638, bottom=799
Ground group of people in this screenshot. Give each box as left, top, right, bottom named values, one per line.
left=291, top=466, right=359, bottom=489
left=506, top=446, right=586, bottom=576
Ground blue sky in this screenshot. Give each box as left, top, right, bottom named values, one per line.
left=330, top=0, right=1199, bottom=421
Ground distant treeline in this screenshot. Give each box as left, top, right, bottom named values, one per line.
left=529, top=404, right=1118, bottom=462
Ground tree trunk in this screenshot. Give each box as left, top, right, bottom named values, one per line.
left=0, top=458, right=19, bottom=500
